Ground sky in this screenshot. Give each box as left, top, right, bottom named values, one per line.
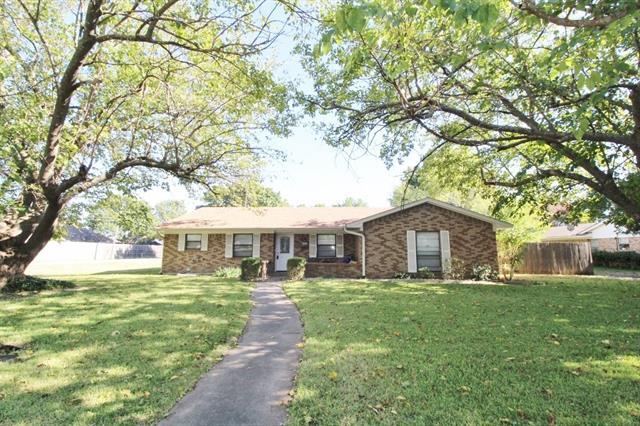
left=140, top=8, right=421, bottom=210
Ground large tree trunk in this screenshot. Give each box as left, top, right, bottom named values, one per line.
left=0, top=202, right=61, bottom=288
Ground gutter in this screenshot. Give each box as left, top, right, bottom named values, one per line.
left=344, top=226, right=366, bottom=278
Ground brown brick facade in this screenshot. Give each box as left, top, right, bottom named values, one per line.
left=306, top=262, right=361, bottom=278
left=363, top=203, right=498, bottom=278
left=161, top=204, right=499, bottom=278
left=162, top=234, right=243, bottom=274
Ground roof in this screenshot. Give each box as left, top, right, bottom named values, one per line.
left=159, top=197, right=512, bottom=232
left=346, top=197, right=512, bottom=230
left=158, top=207, right=388, bottom=231
left=543, top=223, right=602, bottom=240
left=543, top=222, right=638, bottom=240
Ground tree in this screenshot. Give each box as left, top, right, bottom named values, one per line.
left=85, top=193, right=156, bottom=243
left=154, top=200, right=187, bottom=224
left=304, top=0, right=640, bottom=231
left=334, top=196, right=368, bottom=207
left=496, top=213, right=547, bottom=281
left=204, top=180, right=288, bottom=207
left=0, top=0, right=292, bottom=285
left=390, top=145, right=492, bottom=213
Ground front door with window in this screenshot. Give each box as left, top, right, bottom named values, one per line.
left=275, top=234, right=294, bottom=271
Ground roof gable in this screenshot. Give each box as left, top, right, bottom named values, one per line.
left=346, top=197, right=512, bottom=230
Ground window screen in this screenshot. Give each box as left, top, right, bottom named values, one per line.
left=317, top=234, right=336, bottom=257
left=233, top=234, right=253, bottom=257
left=416, top=232, right=441, bottom=271
left=185, top=234, right=202, bottom=250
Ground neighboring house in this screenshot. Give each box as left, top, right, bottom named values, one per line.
left=542, top=222, right=640, bottom=253
left=159, top=197, right=511, bottom=278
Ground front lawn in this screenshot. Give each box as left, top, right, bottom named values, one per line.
left=0, top=274, right=251, bottom=425
left=284, top=276, right=640, bottom=425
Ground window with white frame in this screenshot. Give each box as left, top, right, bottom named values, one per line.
left=317, top=234, right=336, bottom=258
left=233, top=234, right=253, bottom=257
left=618, top=237, right=630, bottom=251
left=416, top=232, right=441, bottom=271
left=185, top=234, right=202, bottom=250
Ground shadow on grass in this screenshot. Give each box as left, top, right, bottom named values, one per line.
left=0, top=274, right=252, bottom=425
left=284, top=277, right=640, bottom=425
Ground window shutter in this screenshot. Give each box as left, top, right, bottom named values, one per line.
left=200, top=233, right=208, bottom=251
left=309, top=233, right=317, bottom=258
left=440, top=230, right=451, bottom=272
left=224, top=234, right=233, bottom=258
left=252, top=233, right=261, bottom=257
left=336, top=234, right=344, bottom=258
left=177, top=234, right=185, bottom=252
left=406, top=230, right=417, bottom=273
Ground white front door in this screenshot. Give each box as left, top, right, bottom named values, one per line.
left=275, top=233, right=294, bottom=271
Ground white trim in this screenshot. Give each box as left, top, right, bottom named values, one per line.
left=407, top=230, right=417, bottom=273
left=159, top=227, right=350, bottom=234
left=309, top=233, right=317, bottom=258
left=336, top=233, right=344, bottom=258
left=252, top=233, right=261, bottom=257
left=177, top=233, right=185, bottom=252
left=224, top=233, right=233, bottom=258
left=439, top=230, right=451, bottom=272
left=200, top=233, right=208, bottom=251
left=347, top=197, right=512, bottom=230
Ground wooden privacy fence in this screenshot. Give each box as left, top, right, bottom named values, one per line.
left=518, top=242, right=593, bottom=275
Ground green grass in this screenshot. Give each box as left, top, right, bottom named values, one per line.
left=0, top=274, right=252, bottom=425
left=284, top=276, right=640, bottom=425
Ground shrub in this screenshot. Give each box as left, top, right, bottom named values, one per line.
left=393, top=272, right=411, bottom=279
left=240, top=257, right=262, bottom=281
left=471, top=264, right=498, bottom=281
left=443, top=257, right=466, bottom=280
left=2, top=276, right=75, bottom=293
left=212, top=266, right=241, bottom=278
left=593, top=250, right=640, bottom=270
left=416, top=267, right=435, bottom=279
left=287, top=257, right=307, bottom=281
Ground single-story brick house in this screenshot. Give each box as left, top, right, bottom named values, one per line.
left=159, top=197, right=511, bottom=278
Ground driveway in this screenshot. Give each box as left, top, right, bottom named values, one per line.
left=160, top=280, right=303, bottom=426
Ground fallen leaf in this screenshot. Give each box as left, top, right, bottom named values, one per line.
left=296, top=343, right=305, bottom=349
left=328, top=371, right=338, bottom=381
left=601, top=339, right=612, bottom=348
left=396, top=395, right=406, bottom=401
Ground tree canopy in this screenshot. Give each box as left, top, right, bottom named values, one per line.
left=334, top=196, right=368, bottom=207
left=0, top=0, right=294, bottom=282
left=304, top=0, right=640, bottom=230
left=203, top=179, right=289, bottom=207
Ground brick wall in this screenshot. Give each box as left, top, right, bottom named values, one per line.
left=306, top=262, right=361, bottom=278
left=592, top=237, right=640, bottom=253
left=363, top=203, right=499, bottom=278
left=162, top=233, right=275, bottom=274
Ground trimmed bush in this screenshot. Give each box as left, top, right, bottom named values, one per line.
left=287, top=257, right=307, bottom=281
left=212, top=266, right=241, bottom=278
left=593, top=250, right=640, bottom=270
left=240, top=257, right=262, bottom=281
left=471, top=264, right=498, bottom=281
left=2, top=276, right=75, bottom=293
left=416, top=267, right=435, bottom=279
left=443, top=257, right=466, bottom=280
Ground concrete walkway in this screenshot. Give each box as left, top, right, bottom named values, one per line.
left=160, top=280, right=303, bottom=426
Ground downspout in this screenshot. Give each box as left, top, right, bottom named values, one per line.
left=344, top=226, right=366, bottom=277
